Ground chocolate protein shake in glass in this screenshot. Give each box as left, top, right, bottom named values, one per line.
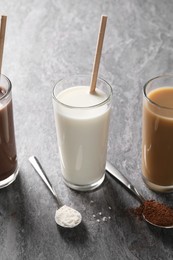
left=0, top=74, right=18, bottom=188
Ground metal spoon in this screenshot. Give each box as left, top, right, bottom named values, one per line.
left=29, top=156, right=82, bottom=228
left=106, top=161, right=173, bottom=229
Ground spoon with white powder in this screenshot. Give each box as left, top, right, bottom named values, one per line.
left=29, top=156, right=82, bottom=228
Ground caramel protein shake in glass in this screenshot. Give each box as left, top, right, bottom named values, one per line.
left=0, top=74, right=18, bottom=188
left=142, top=75, right=173, bottom=192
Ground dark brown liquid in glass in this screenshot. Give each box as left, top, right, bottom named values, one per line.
left=0, top=87, right=17, bottom=181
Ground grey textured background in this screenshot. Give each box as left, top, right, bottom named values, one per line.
left=0, top=0, right=173, bottom=259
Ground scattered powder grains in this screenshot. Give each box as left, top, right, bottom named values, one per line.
left=102, top=217, right=108, bottom=222
left=90, top=202, right=112, bottom=223
left=131, top=200, right=173, bottom=226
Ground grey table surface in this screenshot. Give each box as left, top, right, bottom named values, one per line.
left=0, top=0, right=173, bottom=259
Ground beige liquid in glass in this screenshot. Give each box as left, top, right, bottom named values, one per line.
left=142, top=87, right=173, bottom=188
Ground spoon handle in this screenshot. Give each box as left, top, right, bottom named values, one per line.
left=106, top=161, right=145, bottom=203
left=29, top=156, right=61, bottom=207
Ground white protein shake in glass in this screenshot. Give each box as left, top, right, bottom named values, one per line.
left=53, top=75, right=112, bottom=191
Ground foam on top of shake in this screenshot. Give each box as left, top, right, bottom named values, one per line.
left=57, top=86, right=108, bottom=107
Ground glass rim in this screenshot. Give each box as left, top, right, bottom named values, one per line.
left=52, top=74, right=113, bottom=109
left=143, top=74, right=173, bottom=111
left=0, top=74, right=12, bottom=101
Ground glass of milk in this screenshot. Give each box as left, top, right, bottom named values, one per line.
left=52, top=75, right=112, bottom=191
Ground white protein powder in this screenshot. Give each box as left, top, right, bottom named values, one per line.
left=55, top=205, right=82, bottom=228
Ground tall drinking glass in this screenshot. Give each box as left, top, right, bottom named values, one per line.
left=53, top=75, right=112, bottom=191
left=0, top=74, right=18, bottom=188
left=142, top=75, right=173, bottom=192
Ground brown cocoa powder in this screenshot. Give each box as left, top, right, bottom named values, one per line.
left=131, top=200, right=173, bottom=226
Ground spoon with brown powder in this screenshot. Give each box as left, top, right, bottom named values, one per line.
left=106, top=161, right=173, bottom=229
